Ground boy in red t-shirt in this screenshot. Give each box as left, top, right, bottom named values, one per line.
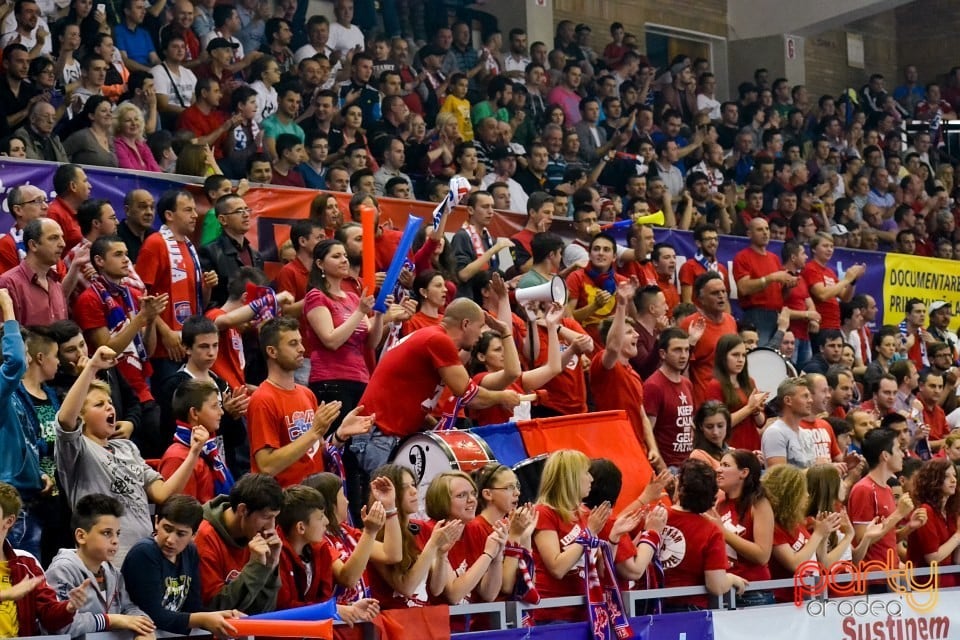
left=159, top=378, right=229, bottom=504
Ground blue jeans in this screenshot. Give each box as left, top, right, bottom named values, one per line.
left=345, top=430, right=400, bottom=523
left=741, top=308, right=779, bottom=346
left=9, top=503, right=42, bottom=560
left=793, top=338, right=812, bottom=367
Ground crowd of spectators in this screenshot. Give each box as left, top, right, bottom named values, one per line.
left=1, top=0, right=960, bottom=634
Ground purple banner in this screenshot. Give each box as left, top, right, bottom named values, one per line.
left=456, top=611, right=713, bottom=640
left=651, top=228, right=888, bottom=327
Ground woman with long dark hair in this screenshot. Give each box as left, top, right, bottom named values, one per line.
left=710, top=450, right=774, bottom=606
left=402, top=270, right=446, bottom=337
left=365, top=463, right=463, bottom=609
left=303, top=239, right=391, bottom=421
left=688, top=401, right=732, bottom=471
left=704, top=334, right=766, bottom=451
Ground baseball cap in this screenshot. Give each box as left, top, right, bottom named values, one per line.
left=930, top=301, right=950, bottom=313
left=489, top=145, right=517, bottom=161
left=829, top=224, right=850, bottom=236
left=207, top=37, right=239, bottom=53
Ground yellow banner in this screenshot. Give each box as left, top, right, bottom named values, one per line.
left=883, top=253, right=960, bottom=332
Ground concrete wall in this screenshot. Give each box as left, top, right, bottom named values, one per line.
left=802, top=11, right=898, bottom=99
left=727, top=0, right=911, bottom=40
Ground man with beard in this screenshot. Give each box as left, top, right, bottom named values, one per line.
left=643, top=327, right=695, bottom=471
left=470, top=75, right=512, bottom=126
left=248, top=316, right=375, bottom=487
left=679, top=223, right=729, bottom=303
left=591, top=278, right=663, bottom=471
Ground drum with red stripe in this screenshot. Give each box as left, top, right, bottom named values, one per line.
left=391, top=430, right=495, bottom=519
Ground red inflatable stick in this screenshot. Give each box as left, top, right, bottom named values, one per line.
left=227, top=618, right=334, bottom=638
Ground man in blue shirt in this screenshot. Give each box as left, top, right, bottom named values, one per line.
left=114, top=0, right=160, bottom=73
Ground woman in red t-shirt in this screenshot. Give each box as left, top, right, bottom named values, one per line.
left=308, top=192, right=345, bottom=238
left=531, top=450, right=599, bottom=623
left=424, top=471, right=508, bottom=607
left=762, top=464, right=842, bottom=602
left=466, top=303, right=565, bottom=426
left=907, top=459, right=960, bottom=587
left=704, top=335, right=767, bottom=451
left=472, top=463, right=539, bottom=597
left=402, top=270, right=446, bottom=337
left=710, top=450, right=774, bottom=606
left=660, top=459, right=746, bottom=611
left=366, top=464, right=464, bottom=610
left=303, top=472, right=405, bottom=606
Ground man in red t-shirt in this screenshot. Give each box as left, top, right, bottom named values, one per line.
left=803, top=232, right=865, bottom=332
left=733, top=218, right=797, bottom=345
left=679, top=272, right=737, bottom=405
left=848, top=428, right=925, bottom=570
left=651, top=242, right=680, bottom=313
left=781, top=240, right=820, bottom=366
left=589, top=277, right=663, bottom=470
left=136, top=189, right=219, bottom=385
left=827, top=366, right=854, bottom=419
left=358, top=297, right=521, bottom=473
left=918, top=370, right=950, bottom=452
left=644, top=327, right=695, bottom=470
left=47, top=164, right=90, bottom=251
left=801, top=373, right=844, bottom=462
left=176, top=78, right=234, bottom=156
left=275, top=219, right=324, bottom=384
left=510, top=192, right=554, bottom=273
left=248, top=317, right=374, bottom=487
left=678, top=223, right=729, bottom=303
left=74, top=236, right=167, bottom=456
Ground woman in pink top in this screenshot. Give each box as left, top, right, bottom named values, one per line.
left=304, top=239, right=399, bottom=423
left=113, top=103, right=162, bottom=172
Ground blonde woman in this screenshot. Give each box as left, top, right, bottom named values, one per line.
left=532, top=449, right=605, bottom=623
left=427, top=111, right=460, bottom=178
left=424, top=471, right=508, bottom=608
left=762, top=463, right=841, bottom=602
left=114, top=103, right=162, bottom=172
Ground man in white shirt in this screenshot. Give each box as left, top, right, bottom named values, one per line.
left=327, top=0, right=363, bottom=56
left=481, top=146, right=529, bottom=213
left=152, top=33, right=197, bottom=118
left=294, top=15, right=334, bottom=64
left=502, top=28, right=530, bottom=80
left=0, top=0, right=52, bottom=57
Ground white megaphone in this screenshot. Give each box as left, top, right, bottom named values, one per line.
left=515, top=276, right=567, bottom=307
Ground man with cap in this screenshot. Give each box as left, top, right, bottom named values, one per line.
left=830, top=223, right=850, bottom=248
left=928, top=301, right=959, bottom=364
left=481, top=146, right=528, bottom=212
left=196, top=38, right=242, bottom=102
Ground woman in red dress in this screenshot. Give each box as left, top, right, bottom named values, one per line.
left=704, top=335, right=767, bottom=451
left=710, top=450, right=774, bottom=606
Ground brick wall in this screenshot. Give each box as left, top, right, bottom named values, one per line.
left=895, top=0, right=958, bottom=84
left=552, top=0, right=728, bottom=53
left=802, top=11, right=898, bottom=100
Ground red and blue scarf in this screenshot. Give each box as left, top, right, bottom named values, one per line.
left=173, top=422, right=234, bottom=495
left=578, top=531, right=633, bottom=640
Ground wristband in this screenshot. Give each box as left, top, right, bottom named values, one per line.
left=333, top=430, right=346, bottom=444
left=482, top=551, right=495, bottom=561
left=104, top=614, right=111, bottom=630
left=385, top=508, right=399, bottom=518
left=460, top=379, right=481, bottom=406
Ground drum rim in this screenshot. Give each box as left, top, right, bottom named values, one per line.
left=394, top=430, right=496, bottom=473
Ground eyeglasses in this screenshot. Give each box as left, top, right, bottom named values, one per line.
left=222, top=207, right=251, bottom=216
left=16, top=196, right=47, bottom=207
left=490, top=484, right=521, bottom=493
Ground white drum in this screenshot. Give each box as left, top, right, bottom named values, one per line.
left=746, top=347, right=798, bottom=398
left=391, top=430, right=495, bottom=519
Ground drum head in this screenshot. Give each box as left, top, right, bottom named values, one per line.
left=746, top=347, right=798, bottom=397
